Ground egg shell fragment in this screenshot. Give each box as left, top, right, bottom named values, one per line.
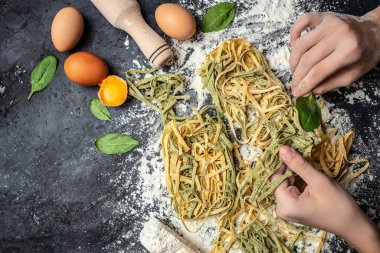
left=64, top=52, right=109, bottom=86
left=51, top=7, right=84, bottom=52
left=155, top=3, right=196, bottom=40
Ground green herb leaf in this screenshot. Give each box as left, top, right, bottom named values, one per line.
left=200, top=2, right=236, bottom=32
left=90, top=98, right=112, bottom=121
left=94, top=133, right=139, bottom=155
left=28, top=55, right=58, bottom=100
left=296, top=93, right=322, bottom=132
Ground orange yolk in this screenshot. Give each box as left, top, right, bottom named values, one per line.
left=98, top=75, right=128, bottom=107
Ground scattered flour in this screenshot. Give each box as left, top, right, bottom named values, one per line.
left=346, top=90, right=367, bottom=104
left=133, top=59, right=142, bottom=68
left=116, top=0, right=322, bottom=251
left=343, top=80, right=380, bottom=105
left=266, top=45, right=291, bottom=73
left=111, top=0, right=379, bottom=253
left=124, top=36, right=130, bottom=49
left=139, top=217, right=188, bottom=253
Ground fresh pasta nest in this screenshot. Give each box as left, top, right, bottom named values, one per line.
left=162, top=106, right=236, bottom=222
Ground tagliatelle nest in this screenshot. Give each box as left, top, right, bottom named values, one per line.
left=162, top=106, right=236, bottom=225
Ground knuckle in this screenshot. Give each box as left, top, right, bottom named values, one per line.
left=338, top=22, right=352, bottom=35
left=324, top=14, right=337, bottom=22
left=293, top=40, right=305, bottom=52
left=290, top=155, right=307, bottom=172
left=300, top=13, right=311, bottom=23
left=348, top=40, right=363, bottom=59
left=324, top=13, right=342, bottom=24
left=300, top=159, right=311, bottom=171
left=309, top=66, right=321, bottom=79
left=299, top=54, right=311, bottom=66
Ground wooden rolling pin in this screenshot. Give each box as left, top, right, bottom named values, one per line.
left=91, top=0, right=173, bottom=67
left=139, top=217, right=201, bottom=253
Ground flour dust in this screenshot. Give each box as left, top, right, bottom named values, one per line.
left=104, top=0, right=380, bottom=252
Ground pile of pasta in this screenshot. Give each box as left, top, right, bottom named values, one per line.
left=162, top=106, right=236, bottom=225
left=198, top=39, right=368, bottom=252
left=127, top=69, right=237, bottom=225
left=127, top=38, right=368, bottom=253
left=126, top=68, right=190, bottom=124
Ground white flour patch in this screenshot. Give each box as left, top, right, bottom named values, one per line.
left=0, top=86, right=5, bottom=94
left=124, top=36, right=130, bottom=49
left=343, top=80, right=380, bottom=105
left=266, top=45, right=291, bottom=73
left=139, top=217, right=185, bottom=253
left=132, top=59, right=142, bottom=68
left=346, top=89, right=367, bottom=104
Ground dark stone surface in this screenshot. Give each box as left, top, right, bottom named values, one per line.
left=0, top=0, right=379, bottom=253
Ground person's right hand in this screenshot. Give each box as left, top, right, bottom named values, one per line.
left=273, top=145, right=380, bottom=253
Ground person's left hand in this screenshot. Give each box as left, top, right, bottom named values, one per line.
left=289, top=10, right=380, bottom=96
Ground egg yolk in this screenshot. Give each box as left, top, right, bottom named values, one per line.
left=98, top=75, right=128, bottom=107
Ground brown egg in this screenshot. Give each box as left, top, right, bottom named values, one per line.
left=51, top=7, right=84, bottom=52
left=155, top=3, right=196, bottom=40
left=64, top=52, right=109, bottom=86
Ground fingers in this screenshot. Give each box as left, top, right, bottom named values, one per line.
left=313, top=61, right=368, bottom=94
left=288, top=174, right=296, bottom=185
left=272, top=161, right=303, bottom=221
left=275, top=185, right=302, bottom=221
left=275, top=184, right=300, bottom=202
left=289, top=27, right=325, bottom=72
left=290, top=13, right=368, bottom=96
left=291, top=37, right=335, bottom=84
left=279, top=145, right=323, bottom=186
left=272, top=166, right=299, bottom=205
left=291, top=50, right=355, bottom=97
left=270, top=165, right=289, bottom=192
left=290, top=13, right=325, bottom=44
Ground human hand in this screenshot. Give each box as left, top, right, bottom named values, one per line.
left=273, top=145, right=380, bottom=253
left=289, top=8, right=380, bottom=96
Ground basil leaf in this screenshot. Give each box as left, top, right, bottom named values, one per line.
left=296, top=93, right=322, bottom=132
left=200, top=2, right=236, bottom=32
left=28, top=55, right=57, bottom=100
left=90, top=98, right=112, bottom=121
left=94, top=133, right=139, bottom=155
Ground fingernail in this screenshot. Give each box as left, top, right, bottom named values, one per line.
left=293, top=81, right=304, bottom=96
left=280, top=146, right=293, bottom=159
left=291, top=85, right=299, bottom=96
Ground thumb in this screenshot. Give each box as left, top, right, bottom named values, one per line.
left=279, top=145, right=322, bottom=186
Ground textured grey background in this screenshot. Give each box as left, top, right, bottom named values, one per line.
left=0, top=0, right=379, bottom=252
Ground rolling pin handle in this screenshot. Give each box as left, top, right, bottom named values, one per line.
left=90, top=0, right=173, bottom=67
